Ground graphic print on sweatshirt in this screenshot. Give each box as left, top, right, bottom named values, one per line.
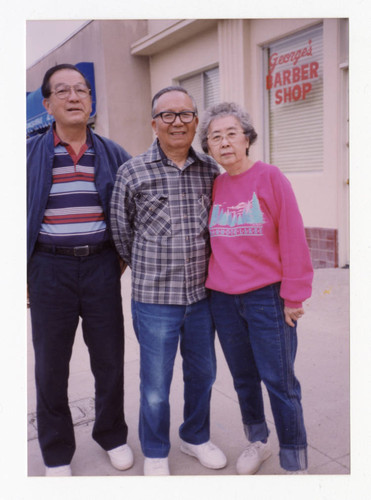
left=209, top=192, right=265, bottom=237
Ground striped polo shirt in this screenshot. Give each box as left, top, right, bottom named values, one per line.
left=37, top=128, right=109, bottom=247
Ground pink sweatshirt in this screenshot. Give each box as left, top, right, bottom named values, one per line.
left=206, top=161, right=313, bottom=308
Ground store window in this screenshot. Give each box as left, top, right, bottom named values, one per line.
left=264, top=24, right=323, bottom=172
left=179, top=67, right=220, bottom=151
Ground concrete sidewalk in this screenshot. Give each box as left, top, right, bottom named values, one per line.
left=27, top=268, right=350, bottom=478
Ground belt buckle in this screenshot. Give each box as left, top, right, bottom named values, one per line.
left=73, top=245, right=90, bottom=257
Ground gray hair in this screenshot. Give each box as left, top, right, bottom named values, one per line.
left=151, top=86, right=198, bottom=117
left=199, top=102, right=257, bottom=154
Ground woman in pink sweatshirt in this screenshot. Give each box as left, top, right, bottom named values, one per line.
left=199, top=102, right=313, bottom=475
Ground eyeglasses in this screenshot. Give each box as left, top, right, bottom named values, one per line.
left=207, top=130, right=246, bottom=146
left=153, top=111, right=197, bottom=124
left=50, top=85, right=91, bottom=100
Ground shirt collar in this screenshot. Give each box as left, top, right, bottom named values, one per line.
left=155, top=139, right=198, bottom=167
left=52, top=123, right=92, bottom=148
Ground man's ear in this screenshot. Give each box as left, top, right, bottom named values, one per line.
left=151, top=119, right=157, bottom=136
left=43, top=98, right=53, bottom=116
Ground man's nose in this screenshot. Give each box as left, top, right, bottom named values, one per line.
left=67, top=88, right=80, bottom=100
left=173, top=114, right=183, bottom=125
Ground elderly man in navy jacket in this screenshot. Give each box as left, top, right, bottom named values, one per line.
left=27, top=64, right=133, bottom=476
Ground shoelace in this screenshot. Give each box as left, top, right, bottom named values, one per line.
left=241, top=442, right=262, bottom=457
left=202, top=442, right=217, bottom=452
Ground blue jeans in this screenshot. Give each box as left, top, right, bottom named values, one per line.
left=210, top=284, right=307, bottom=471
left=28, top=247, right=128, bottom=467
left=131, top=298, right=216, bottom=458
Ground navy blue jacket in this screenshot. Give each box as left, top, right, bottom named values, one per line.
left=27, top=125, right=131, bottom=262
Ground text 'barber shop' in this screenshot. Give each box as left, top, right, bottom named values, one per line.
left=266, top=40, right=320, bottom=105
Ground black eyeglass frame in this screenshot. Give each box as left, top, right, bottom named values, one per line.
left=152, top=111, right=197, bottom=124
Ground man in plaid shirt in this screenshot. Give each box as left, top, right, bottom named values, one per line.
left=111, top=86, right=227, bottom=476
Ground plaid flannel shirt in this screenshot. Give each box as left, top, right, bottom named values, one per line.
left=110, top=140, right=220, bottom=305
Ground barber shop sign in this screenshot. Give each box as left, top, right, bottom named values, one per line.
left=266, top=39, right=320, bottom=106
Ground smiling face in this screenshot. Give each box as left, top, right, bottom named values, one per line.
left=207, top=115, right=251, bottom=175
left=43, top=69, right=92, bottom=130
left=151, top=90, right=198, bottom=160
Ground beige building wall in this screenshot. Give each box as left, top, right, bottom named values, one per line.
left=149, top=25, right=219, bottom=93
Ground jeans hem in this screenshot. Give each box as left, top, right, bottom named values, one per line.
left=178, top=434, right=210, bottom=446
left=142, top=449, right=170, bottom=459
left=279, top=445, right=308, bottom=471
left=243, top=422, right=269, bottom=443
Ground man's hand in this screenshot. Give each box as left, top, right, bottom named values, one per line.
left=284, top=306, right=304, bottom=327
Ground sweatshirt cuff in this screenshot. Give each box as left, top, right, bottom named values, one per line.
left=284, top=299, right=303, bottom=309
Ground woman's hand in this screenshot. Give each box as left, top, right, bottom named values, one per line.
left=284, top=306, right=304, bottom=327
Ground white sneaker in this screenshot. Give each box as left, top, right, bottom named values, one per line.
left=236, top=440, right=272, bottom=475
left=180, top=439, right=227, bottom=469
left=107, top=443, right=134, bottom=471
left=45, top=464, right=72, bottom=476
left=144, top=457, right=170, bottom=476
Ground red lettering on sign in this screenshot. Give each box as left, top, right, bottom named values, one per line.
left=292, top=85, right=301, bottom=101
left=283, top=70, right=291, bottom=85
left=274, top=72, right=282, bottom=87
left=266, top=39, right=319, bottom=106
left=266, top=61, right=319, bottom=90
left=302, top=82, right=312, bottom=99
left=310, top=61, right=319, bottom=78
left=301, top=64, right=309, bottom=80
left=269, top=39, right=313, bottom=73
left=274, top=82, right=312, bottom=104
left=266, top=74, right=273, bottom=90
left=283, top=87, right=292, bottom=103
left=292, top=66, right=301, bottom=83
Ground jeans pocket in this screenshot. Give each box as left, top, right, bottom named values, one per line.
left=246, top=283, right=283, bottom=331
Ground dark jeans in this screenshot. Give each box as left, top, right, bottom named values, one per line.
left=210, top=283, right=307, bottom=471
left=28, top=247, right=128, bottom=467
left=131, top=298, right=216, bottom=458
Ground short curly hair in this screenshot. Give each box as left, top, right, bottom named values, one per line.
left=199, top=102, right=257, bottom=155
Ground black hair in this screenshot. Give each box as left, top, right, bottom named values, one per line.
left=41, top=63, right=91, bottom=98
